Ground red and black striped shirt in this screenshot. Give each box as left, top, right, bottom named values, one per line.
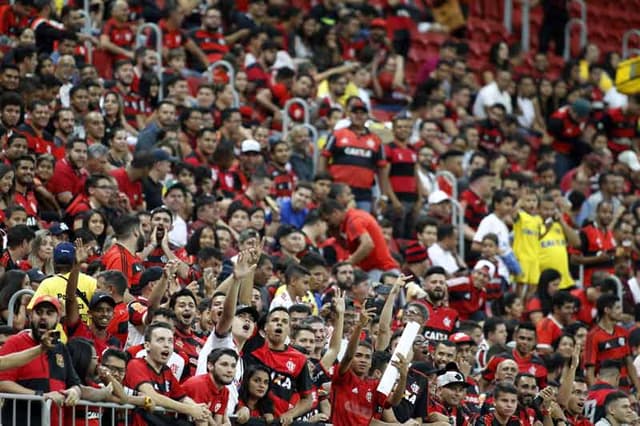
left=384, top=142, right=417, bottom=202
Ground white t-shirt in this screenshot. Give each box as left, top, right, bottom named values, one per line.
left=473, top=213, right=512, bottom=255
left=472, top=81, right=512, bottom=119
left=196, top=331, right=241, bottom=417
left=169, top=215, right=188, bottom=248
left=428, top=243, right=460, bottom=275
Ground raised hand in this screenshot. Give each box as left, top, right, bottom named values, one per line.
left=358, top=307, right=377, bottom=328
left=234, top=250, right=256, bottom=280
left=333, top=288, right=345, bottom=315
left=391, top=274, right=409, bottom=295
left=391, top=353, right=410, bottom=376
left=74, top=238, right=89, bottom=264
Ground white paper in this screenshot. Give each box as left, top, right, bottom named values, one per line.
left=376, top=321, right=420, bottom=396
left=336, top=338, right=349, bottom=362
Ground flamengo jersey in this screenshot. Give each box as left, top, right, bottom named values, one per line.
left=243, top=336, right=313, bottom=416
left=330, top=368, right=388, bottom=426
left=584, top=324, right=631, bottom=378
left=416, top=299, right=458, bottom=341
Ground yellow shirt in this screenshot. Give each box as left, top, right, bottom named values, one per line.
left=316, top=80, right=360, bottom=108
left=539, top=221, right=574, bottom=289
left=513, top=210, right=543, bottom=284
left=579, top=60, right=613, bottom=91
left=28, top=272, right=97, bottom=324
left=273, top=285, right=319, bottom=315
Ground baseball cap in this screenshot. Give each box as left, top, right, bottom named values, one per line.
left=136, top=266, right=163, bottom=291
left=474, top=259, right=496, bottom=278
left=571, top=98, right=592, bottom=118
left=27, top=268, right=47, bottom=284
left=436, top=363, right=470, bottom=388
left=53, top=242, right=75, bottom=265
left=370, top=18, right=386, bottom=28
left=89, top=292, right=116, bottom=310
left=31, top=295, right=61, bottom=315
left=241, top=139, right=261, bottom=154
left=349, top=98, right=369, bottom=112
left=49, top=222, right=70, bottom=236
left=428, top=190, right=450, bottom=205
left=618, top=150, right=640, bottom=172
left=449, top=332, right=473, bottom=345
left=235, top=305, right=260, bottom=322
left=404, top=242, right=428, bottom=264
left=153, top=148, right=178, bottom=163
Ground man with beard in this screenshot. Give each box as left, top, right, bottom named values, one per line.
left=0, top=295, right=82, bottom=424
left=65, top=239, right=120, bottom=355
left=417, top=266, right=459, bottom=342
left=196, top=250, right=258, bottom=415
left=123, top=323, right=210, bottom=426
left=183, top=348, right=237, bottom=425
left=190, top=7, right=236, bottom=64
left=246, top=39, right=278, bottom=97
left=18, top=100, right=56, bottom=157
left=12, top=155, right=38, bottom=220
left=170, top=288, right=205, bottom=379
left=112, top=60, right=145, bottom=130
left=244, top=307, right=314, bottom=422
left=65, top=174, right=115, bottom=220
left=103, top=215, right=145, bottom=287
left=52, top=108, right=75, bottom=152
left=133, top=47, right=158, bottom=84
left=47, top=137, right=88, bottom=207
left=140, top=206, right=189, bottom=274
left=110, top=150, right=155, bottom=212
left=514, top=373, right=538, bottom=425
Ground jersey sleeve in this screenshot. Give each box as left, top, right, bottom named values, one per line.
left=167, top=370, right=186, bottom=400
left=345, top=215, right=368, bottom=245
left=535, top=319, right=553, bottom=350
left=583, top=330, right=598, bottom=367
left=128, top=301, right=148, bottom=326
left=375, top=139, right=387, bottom=168
left=0, top=335, right=26, bottom=381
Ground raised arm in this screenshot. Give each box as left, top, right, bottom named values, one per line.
left=387, top=353, right=410, bottom=406
left=557, top=343, right=580, bottom=408
left=339, top=307, right=375, bottom=375
left=216, top=250, right=256, bottom=335
left=376, top=275, right=407, bottom=352
left=320, top=289, right=345, bottom=370
left=0, top=330, right=55, bottom=371
left=65, top=239, right=89, bottom=327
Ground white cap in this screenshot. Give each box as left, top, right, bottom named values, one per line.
left=241, top=139, right=261, bottom=153
left=618, top=150, right=640, bottom=172
left=428, top=190, right=450, bottom=204
left=474, top=259, right=496, bottom=277
left=437, top=370, right=468, bottom=388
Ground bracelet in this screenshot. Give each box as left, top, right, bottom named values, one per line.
left=143, top=396, right=153, bottom=411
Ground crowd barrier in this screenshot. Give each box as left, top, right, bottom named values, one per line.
left=0, top=393, right=331, bottom=426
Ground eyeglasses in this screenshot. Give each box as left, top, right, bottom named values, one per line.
left=102, top=364, right=125, bottom=375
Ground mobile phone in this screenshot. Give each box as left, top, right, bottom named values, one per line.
left=51, top=331, right=60, bottom=345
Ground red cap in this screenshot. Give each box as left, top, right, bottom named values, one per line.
left=370, top=18, right=387, bottom=28
left=31, top=295, right=62, bottom=315
left=449, top=332, right=473, bottom=345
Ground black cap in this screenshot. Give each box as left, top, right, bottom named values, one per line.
left=468, top=167, right=493, bottom=183
left=27, top=268, right=47, bottom=283
left=89, top=292, right=116, bottom=309
left=349, top=98, right=368, bottom=112
left=235, top=305, right=260, bottom=322
left=136, top=266, right=163, bottom=291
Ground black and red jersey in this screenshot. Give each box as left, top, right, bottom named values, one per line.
left=460, top=189, right=488, bottom=231
left=384, top=142, right=418, bottom=202
left=392, top=369, right=429, bottom=423
left=107, top=301, right=129, bottom=348
left=112, top=86, right=144, bottom=128
left=602, top=107, right=639, bottom=155
left=584, top=324, right=631, bottom=378
left=447, top=275, right=486, bottom=321
left=267, top=162, right=297, bottom=200
left=189, top=28, right=229, bottom=63
left=584, top=381, right=616, bottom=424
left=323, top=127, right=387, bottom=201
left=173, top=326, right=205, bottom=380
left=416, top=299, right=458, bottom=342
left=430, top=400, right=471, bottom=426
left=473, top=413, right=521, bottom=426
left=476, top=118, right=504, bottom=153
left=101, top=18, right=135, bottom=60
left=579, top=224, right=616, bottom=287
left=243, top=335, right=313, bottom=416
left=0, top=331, right=81, bottom=424
left=548, top=106, right=586, bottom=155
left=124, top=358, right=187, bottom=426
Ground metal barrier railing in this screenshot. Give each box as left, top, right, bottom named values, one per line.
left=207, top=60, right=239, bottom=107
left=435, top=170, right=458, bottom=201
left=0, top=393, right=52, bottom=426
left=570, top=0, right=587, bottom=26
left=7, top=289, right=34, bottom=328
left=503, top=0, right=531, bottom=52
left=563, top=18, right=588, bottom=61
left=136, top=23, right=163, bottom=101
left=450, top=199, right=465, bottom=260
left=82, top=0, right=93, bottom=63
left=623, top=29, right=640, bottom=59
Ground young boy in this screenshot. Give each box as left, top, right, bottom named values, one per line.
left=513, top=189, right=543, bottom=298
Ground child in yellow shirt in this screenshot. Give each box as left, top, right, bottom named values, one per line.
left=513, top=191, right=543, bottom=298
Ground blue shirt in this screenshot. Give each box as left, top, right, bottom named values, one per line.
left=278, top=199, right=308, bottom=229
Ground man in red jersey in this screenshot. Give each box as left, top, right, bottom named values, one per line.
left=123, top=323, right=209, bottom=426
left=585, top=360, right=620, bottom=424
left=320, top=199, right=399, bottom=281
left=169, top=288, right=204, bottom=379
left=319, top=97, right=390, bottom=212
left=330, top=307, right=409, bottom=426
left=98, top=270, right=130, bottom=348
left=243, top=307, right=314, bottom=422
left=557, top=343, right=592, bottom=426
left=416, top=266, right=459, bottom=342
left=585, top=294, right=640, bottom=391
left=110, top=150, right=155, bottom=212
left=0, top=295, right=82, bottom=424
left=102, top=215, right=144, bottom=287
left=536, top=291, right=577, bottom=354
left=183, top=347, right=236, bottom=425
left=99, top=0, right=135, bottom=61
left=46, top=137, right=88, bottom=207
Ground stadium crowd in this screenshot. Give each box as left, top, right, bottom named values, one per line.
left=0, top=0, right=639, bottom=425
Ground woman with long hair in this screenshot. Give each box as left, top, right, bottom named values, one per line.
left=0, top=164, right=15, bottom=221
left=106, top=128, right=132, bottom=169
left=235, top=365, right=274, bottom=424
left=185, top=225, right=218, bottom=256
left=0, top=271, right=31, bottom=330
left=28, top=230, right=55, bottom=276
left=80, top=209, right=109, bottom=251
left=526, top=268, right=562, bottom=325
left=101, top=91, right=138, bottom=141
left=138, top=71, right=161, bottom=115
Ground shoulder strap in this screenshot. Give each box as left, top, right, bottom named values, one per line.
left=57, top=274, right=91, bottom=308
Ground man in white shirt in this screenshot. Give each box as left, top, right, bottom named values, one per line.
left=164, top=183, right=189, bottom=248
left=428, top=223, right=466, bottom=276
left=595, top=391, right=636, bottom=426
left=270, top=264, right=318, bottom=314
left=472, top=69, right=513, bottom=119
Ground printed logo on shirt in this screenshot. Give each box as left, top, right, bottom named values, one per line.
left=286, top=360, right=296, bottom=373
left=55, top=353, right=64, bottom=368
